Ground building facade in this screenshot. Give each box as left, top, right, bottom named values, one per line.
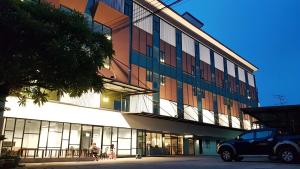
left=1, top=0, right=259, bottom=160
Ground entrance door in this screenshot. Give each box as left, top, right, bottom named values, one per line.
left=171, top=137, right=178, bottom=155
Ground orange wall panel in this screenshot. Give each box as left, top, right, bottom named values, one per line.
left=60, top=0, right=87, bottom=13
left=171, top=79, right=177, bottom=102
left=111, top=26, right=130, bottom=83
left=165, top=77, right=172, bottom=100
left=186, top=54, right=190, bottom=74
left=132, top=26, right=139, bottom=52
left=138, top=67, right=146, bottom=88
left=160, top=82, right=166, bottom=99
left=170, top=46, right=176, bottom=67
left=183, top=83, right=188, bottom=105
left=131, top=64, right=139, bottom=86
left=147, top=34, right=152, bottom=47
left=182, top=53, right=187, bottom=73
left=139, top=30, right=147, bottom=55
left=165, top=44, right=171, bottom=65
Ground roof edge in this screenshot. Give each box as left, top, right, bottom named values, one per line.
left=143, top=0, right=259, bottom=72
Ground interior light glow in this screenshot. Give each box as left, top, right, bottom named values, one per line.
left=103, top=96, right=109, bottom=103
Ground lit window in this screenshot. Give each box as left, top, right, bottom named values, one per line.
left=160, top=51, right=165, bottom=63
left=146, top=70, right=152, bottom=82
left=191, top=65, right=195, bottom=75
left=193, top=86, right=197, bottom=96
left=103, top=57, right=111, bottom=69
left=160, top=75, right=165, bottom=86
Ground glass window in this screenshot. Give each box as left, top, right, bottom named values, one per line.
left=160, top=75, right=165, bottom=86
left=146, top=70, right=152, bottom=82
left=47, top=122, right=63, bottom=148
left=69, top=124, right=81, bottom=145
left=103, top=127, right=112, bottom=146
left=39, top=121, right=49, bottom=148
left=24, top=120, right=40, bottom=134
left=118, top=139, right=131, bottom=150
left=93, top=127, right=102, bottom=149
left=147, top=46, right=153, bottom=57
left=118, top=128, right=131, bottom=138
left=23, top=134, right=39, bottom=148
left=81, top=126, right=92, bottom=149
left=21, top=120, right=40, bottom=152
left=256, top=130, right=272, bottom=139
left=5, top=118, right=15, bottom=131
left=160, top=51, right=165, bottom=63
left=13, top=139, right=22, bottom=150
left=103, top=25, right=111, bottom=35
left=93, top=22, right=103, bottom=33
left=4, top=131, right=13, bottom=142
left=240, top=132, right=254, bottom=140
left=131, top=129, right=137, bottom=149
left=118, top=149, right=131, bottom=155
left=62, top=140, right=69, bottom=149
left=112, top=127, right=118, bottom=141
left=14, top=119, right=24, bottom=138
left=63, top=123, right=70, bottom=140
left=156, top=133, right=162, bottom=148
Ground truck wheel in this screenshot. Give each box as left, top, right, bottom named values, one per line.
left=279, top=147, right=296, bottom=163
left=220, top=149, right=234, bottom=162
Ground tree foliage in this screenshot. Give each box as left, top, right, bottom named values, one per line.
left=0, top=0, right=114, bottom=105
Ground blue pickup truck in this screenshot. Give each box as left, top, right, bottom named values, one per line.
left=217, top=128, right=300, bottom=163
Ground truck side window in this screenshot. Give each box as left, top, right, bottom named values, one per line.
left=240, top=132, right=254, bottom=140
left=255, top=130, right=272, bottom=139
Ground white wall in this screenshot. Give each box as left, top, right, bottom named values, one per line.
left=227, top=60, right=235, bottom=77
left=202, top=109, right=215, bottom=124
left=160, top=99, right=177, bottom=117
left=184, top=105, right=198, bottom=122
left=60, top=91, right=100, bottom=108
left=219, top=114, right=229, bottom=127
left=133, top=3, right=153, bottom=34
left=182, top=33, right=195, bottom=56
left=129, top=94, right=153, bottom=113
left=231, top=116, right=241, bottom=129
left=214, top=53, right=224, bottom=71
left=160, top=19, right=176, bottom=46
left=4, top=97, right=131, bottom=128
left=200, top=44, right=211, bottom=65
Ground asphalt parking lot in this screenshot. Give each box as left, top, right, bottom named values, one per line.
left=22, top=156, right=300, bottom=169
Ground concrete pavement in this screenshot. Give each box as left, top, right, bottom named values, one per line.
left=21, top=156, right=300, bottom=169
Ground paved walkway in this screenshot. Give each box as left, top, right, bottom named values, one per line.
left=21, top=156, right=300, bottom=169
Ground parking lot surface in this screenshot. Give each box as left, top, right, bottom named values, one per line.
left=22, top=156, right=300, bottom=169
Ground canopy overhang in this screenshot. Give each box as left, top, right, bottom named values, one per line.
left=103, top=77, right=157, bottom=96
left=242, top=105, right=300, bottom=134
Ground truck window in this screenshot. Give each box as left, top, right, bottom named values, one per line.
left=240, top=132, right=254, bottom=140
left=255, top=130, right=272, bottom=139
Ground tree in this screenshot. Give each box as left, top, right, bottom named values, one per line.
left=0, top=0, right=114, bottom=133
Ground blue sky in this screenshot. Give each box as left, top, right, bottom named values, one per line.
left=171, top=0, right=300, bottom=106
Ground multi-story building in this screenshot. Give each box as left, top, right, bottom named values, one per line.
left=1, top=0, right=259, bottom=160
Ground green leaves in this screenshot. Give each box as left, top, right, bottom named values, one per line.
left=0, top=0, right=114, bottom=106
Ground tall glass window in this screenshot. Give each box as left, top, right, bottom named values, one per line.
left=1, top=118, right=139, bottom=158
left=69, top=124, right=81, bottom=149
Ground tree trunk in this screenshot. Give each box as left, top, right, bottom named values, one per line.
left=0, top=95, right=6, bottom=155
